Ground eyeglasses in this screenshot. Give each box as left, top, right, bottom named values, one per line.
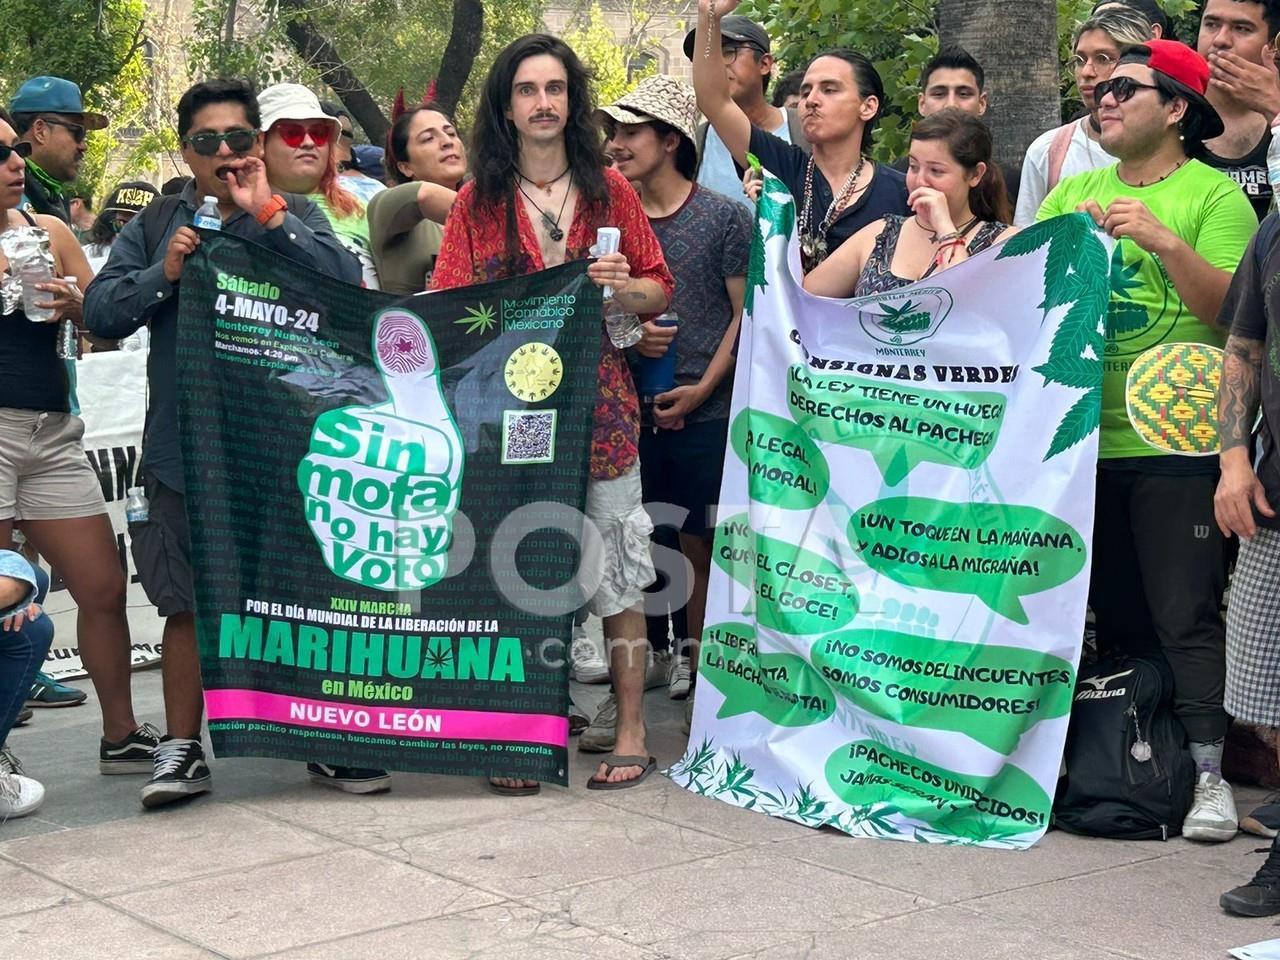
left=339, top=129, right=355, bottom=141
left=40, top=117, right=87, bottom=143
left=721, top=44, right=748, bottom=63
left=273, top=121, right=333, bottom=148
left=183, top=128, right=258, bottom=156
left=0, top=141, right=32, bottom=163
left=1093, top=76, right=1161, bottom=106
left=1067, top=52, right=1118, bottom=71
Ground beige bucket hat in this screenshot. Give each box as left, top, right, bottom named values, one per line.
left=597, top=75, right=698, bottom=144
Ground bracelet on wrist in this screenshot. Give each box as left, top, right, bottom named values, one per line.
left=255, top=194, right=288, bottom=226
left=934, top=231, right=966, bottom=244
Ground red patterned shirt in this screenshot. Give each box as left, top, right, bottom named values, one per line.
left=430, top=167, right=673, bottom=480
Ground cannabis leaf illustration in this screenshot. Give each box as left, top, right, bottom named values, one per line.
left=998, top=212, right=1109, bottom=460
left=743, top=152, right=794, bottom=315
left=875, top=300, right=932, bottom=334
left=455, top=302, right=496, bottom=335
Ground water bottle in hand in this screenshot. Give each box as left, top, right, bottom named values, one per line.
left=193, top=196, right=222, bottom=231
left=125, top=486, right=150, bottom=524
left=55, top=276, right=80, bottom=359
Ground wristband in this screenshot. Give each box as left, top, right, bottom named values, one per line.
left=934, top=230, right=966, bottom=244
left=255, top=194, right=287, bottom=226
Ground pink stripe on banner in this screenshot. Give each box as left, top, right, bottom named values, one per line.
left=205, top=689, right=568, bottom=747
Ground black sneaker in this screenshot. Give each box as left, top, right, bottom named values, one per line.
left=307, top=762, right=391, bottom=794
left=14, top=707, right=32, bottom=727
left=100, top=722, right=162, bottom=775
left=140, top=737, right=211, bottom=809
left=1221, top=837, right=1280, bottom=916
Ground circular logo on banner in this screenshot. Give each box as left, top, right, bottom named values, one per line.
left=1125, top=342, right=1222, bottom=455
left=504, top=343, right=563, bottom=402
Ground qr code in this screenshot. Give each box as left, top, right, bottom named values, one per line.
left=502, top=409, right=557, bottom=464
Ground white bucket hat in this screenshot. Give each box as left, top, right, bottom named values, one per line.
left=258, top=83, right=337, bottom=136
left=597, top=75, right=698, bottom=145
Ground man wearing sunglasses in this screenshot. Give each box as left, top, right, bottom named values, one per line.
left=1039, top=39, right=1258, bottom=845
left=84, top=78, right=360, bottom=809
left=7, top=76, right=107, bottom=223
left=681, top=14, right=809, bottom=210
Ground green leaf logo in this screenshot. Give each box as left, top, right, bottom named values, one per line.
left=874, top=299, right=931, bottom=334
left=456, top=302, right=496, bottom=335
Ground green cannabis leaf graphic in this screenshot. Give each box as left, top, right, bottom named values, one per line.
left=997, top=213, right=1108, bottom=460
left=455, top=303, right=496, bottom=335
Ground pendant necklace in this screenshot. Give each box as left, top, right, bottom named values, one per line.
left=1123, top=157, right=1187, bottom=188
left=518, top=173, right=573, bottom=242
left=799, top=155, right=866, bottom=271
left=518, top=165, right=570, bottom=196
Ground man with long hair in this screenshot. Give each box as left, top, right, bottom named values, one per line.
left=431, top=34, right=674, bottom=794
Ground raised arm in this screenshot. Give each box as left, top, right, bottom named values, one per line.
left=691, top=0, right=752, bottom=167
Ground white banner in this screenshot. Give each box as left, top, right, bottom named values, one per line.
left=669, top=172, right=1111, bottom=848
left=40, top=349, right=164, bottom=680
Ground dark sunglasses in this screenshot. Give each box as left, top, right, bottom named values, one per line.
left=274, top=121, right=333, bottom=148
left=0, top=141, right=32, bottom=163
left=41, top=117, right=87, bottom=143
left=339, top=129, right=355, bottom=141
left=1093, top=76, right=1161, bottom=106
left=183, top=128, right=258, bottom=156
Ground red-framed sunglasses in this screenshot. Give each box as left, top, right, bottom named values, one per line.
left=273, top=121, right=333, bottom=148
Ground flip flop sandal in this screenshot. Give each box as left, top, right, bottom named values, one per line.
left=485, top=777, right=541, bottom=797
left=586, top=754, right=656, bottom=791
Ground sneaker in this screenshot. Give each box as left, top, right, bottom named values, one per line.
left=307, top=763, right=391, bottom=794
left=1242, top=796, right=1280, bottom=839
left=0, top=772, right=44, bottom=820
left=646, top=650, right=672, bottom=690
left=668, top=654, right=692, bottom=701
left=1183, top=771, right=1239, bottom=842
left=26, top=672, right=87, bottom=708
left=100, top=722, right=163, bottom=775
left=570, top=625, right=609, bottom=684
left=578, top=694, right=617, bottom=753
left=14, top=707, right=32, bottom=727
left=140, top=737, right=211, bottom=809
left=0, top=745, right=22, bottom=776
left=1222, top=837, right=1280, bottom=916
left=682, top=694, right=694, bottom=736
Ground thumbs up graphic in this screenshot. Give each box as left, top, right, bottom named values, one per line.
left=297, top=308, right=465, bottom=591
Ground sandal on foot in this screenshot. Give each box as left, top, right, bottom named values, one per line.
left=586, top=754, right=656, bottom=791
left=485, top=777, right=541, bottom=797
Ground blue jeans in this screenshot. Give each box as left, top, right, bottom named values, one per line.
left=0, top=566, right=54, bottom=748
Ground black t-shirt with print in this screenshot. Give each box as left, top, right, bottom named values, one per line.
left=1221, top=211, right=1280, bottom=527
left=1203, top=130, right=1273, bottom=222
left=749, top=126, right=909, bottom=258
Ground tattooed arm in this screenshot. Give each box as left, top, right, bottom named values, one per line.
left=1214, top=334, right=1275, bottom=538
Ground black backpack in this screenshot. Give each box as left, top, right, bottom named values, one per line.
left=1053, top=654, right=1196, bottom=840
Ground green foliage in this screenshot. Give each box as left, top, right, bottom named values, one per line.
left=563, top=0, right=684, bottom=105
left=0, top=0, right=155, bottom=197
left=736, top=0, right=1194, bottom=160
left=186, top=0, right=544, bottom=133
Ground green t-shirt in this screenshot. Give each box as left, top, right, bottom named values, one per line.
left=310, top=193, right=378, bottom=289
left=1037, top=159, right=1255, bottom=459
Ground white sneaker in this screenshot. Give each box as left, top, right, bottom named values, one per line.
left=0, top=772, right=44, bottom=820
left=570, top=625, right=609, bottom=684
left=646, top=650, right=672, bottom=690
left=1183, top=771, right=1238, bottom=842
left=668, top=655, right=692, bottom=701
left=578, top=694, right=617, bottom=753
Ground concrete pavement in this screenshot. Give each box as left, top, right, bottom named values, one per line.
left=2, top=669, right=1277, bottom=959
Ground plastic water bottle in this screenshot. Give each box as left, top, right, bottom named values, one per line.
left=17, top=238, right=55, bottom=322
left=604, top=300, right=643, bottom=349
left=193, top=196, right=222, bottom=231
left=55, top=276, right=79, bottom=360
left=637, top=313, right=679, bottom=404
left=124, top=486, right=149, bottom=524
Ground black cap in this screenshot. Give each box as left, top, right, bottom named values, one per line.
left=683, top=15, right=770, bottom=60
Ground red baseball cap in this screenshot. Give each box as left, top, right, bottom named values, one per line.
left=1118, top=40, right=1224, bottom=140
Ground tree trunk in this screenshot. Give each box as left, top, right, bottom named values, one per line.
left=938, top=0, right=1060, bottom=168
left=276, top=0, right=390, bottom=145
left=434, top=0, right=483, bottom=116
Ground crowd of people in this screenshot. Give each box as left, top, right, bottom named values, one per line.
left=4, top=0, right=1280, bottom=920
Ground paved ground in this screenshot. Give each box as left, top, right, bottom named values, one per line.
left=2, top=670, right=1279, bottom=960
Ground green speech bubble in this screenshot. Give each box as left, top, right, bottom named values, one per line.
left=849, top=497, right=1086, bottom=625
left=810, top=628, right=1075, bottom=754
left=786, top=366, right=1006, bottom=485
left=730, top=408, right=830, bottom=509
left=825, top=740, right=1052, bottom=840
left=699, top=622, right=835, bottom=726
left=713, top=513, right=859, bottom=635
